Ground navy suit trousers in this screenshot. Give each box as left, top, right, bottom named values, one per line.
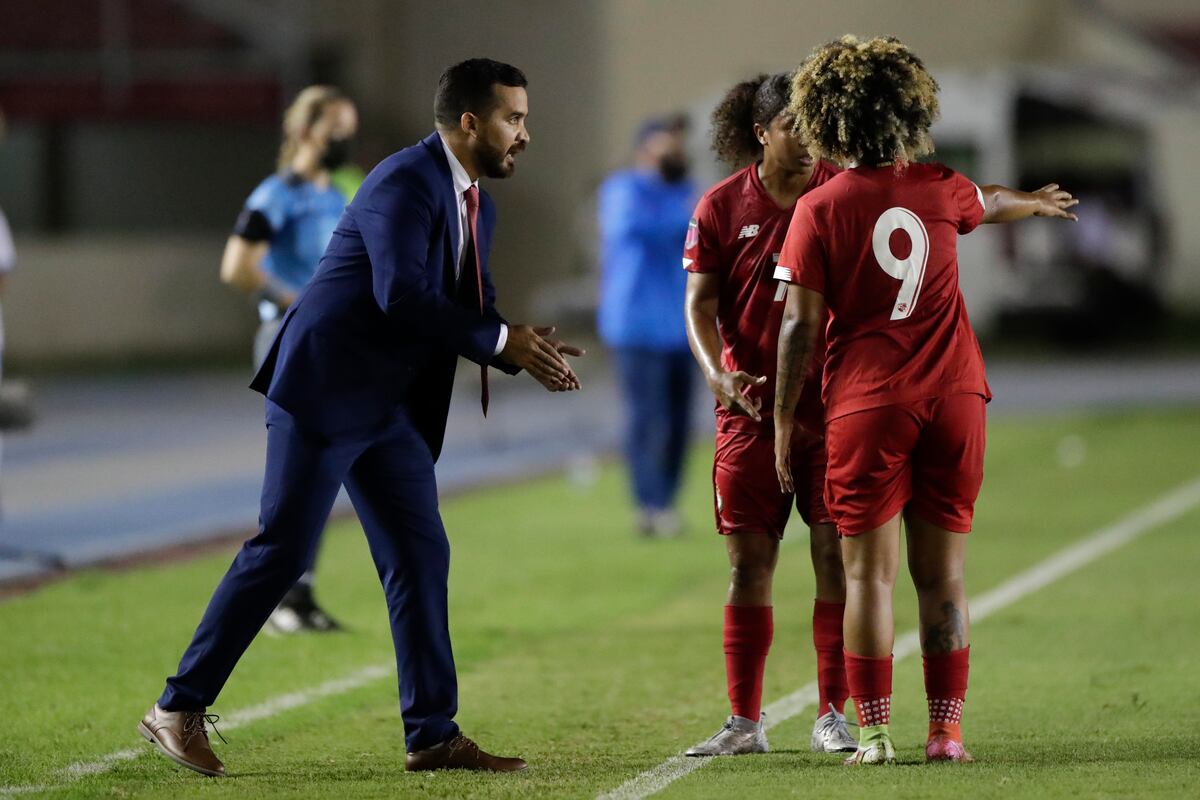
left=159, top=400, right=459, bottom=752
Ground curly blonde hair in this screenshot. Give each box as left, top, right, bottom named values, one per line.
left=789, top=35, right=939, bottom=167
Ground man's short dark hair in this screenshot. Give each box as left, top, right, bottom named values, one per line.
left=434, top=58, right=528, bottom=127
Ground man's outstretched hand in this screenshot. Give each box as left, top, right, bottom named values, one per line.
left=501, top=324, right=585, bottom=392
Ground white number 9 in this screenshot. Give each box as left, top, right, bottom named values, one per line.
left=872, top=207, right=929, bottom=320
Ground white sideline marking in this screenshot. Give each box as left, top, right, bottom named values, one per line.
left=597, top=475, right=1200, bottom=800
left=0, top=664, right=391, bottom=796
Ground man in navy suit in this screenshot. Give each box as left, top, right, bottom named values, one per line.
left=139, top=59, right=582, bottom=776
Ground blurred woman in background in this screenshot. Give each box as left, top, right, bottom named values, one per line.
left=219, top=85, right=359, bottom=633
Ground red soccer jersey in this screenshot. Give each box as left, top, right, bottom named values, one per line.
left=775, top=162, right=991, bottom=421
left=684, top=160, right=840, bottom=433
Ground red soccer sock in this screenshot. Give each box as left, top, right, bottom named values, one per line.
left=845, top=649, right=893, bottom=728
left=924, top=646, right=969, bottom=740
left=812, top=600, right=849, bottom=716
left=724, top=604, right=773, bottom=721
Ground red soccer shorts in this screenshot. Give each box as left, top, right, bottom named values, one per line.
left=713, top=428, right=833, bottom=539
left=824, top=393, right=986, bottom=536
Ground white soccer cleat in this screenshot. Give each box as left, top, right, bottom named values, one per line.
left=811, top=704, right=858, bottom=753
left=685, top=714, right=768, bottom=756
left=843, top=728, right=896, bottom=766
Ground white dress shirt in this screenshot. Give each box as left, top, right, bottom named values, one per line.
left=438, top=134, right=507, bottom=356
left=0, top=207, right=14, bottom=360
left=0, top=208, right=14, bottom=275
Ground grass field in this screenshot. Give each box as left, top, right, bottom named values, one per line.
left=2, top=406, right=1198, bottom=799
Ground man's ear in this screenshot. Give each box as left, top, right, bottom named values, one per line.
left=459, top=112, right=479, bottom=138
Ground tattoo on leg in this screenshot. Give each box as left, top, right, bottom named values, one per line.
left=922, top=601, right=965, bottom=654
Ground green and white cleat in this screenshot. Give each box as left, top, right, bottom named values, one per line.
left=685, top=714, right=768, bottom=756
left=811, top=703, right=858, bottom=753
left=843, top=724, right=895, bottom=765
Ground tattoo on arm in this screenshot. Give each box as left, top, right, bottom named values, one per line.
left=775, top=316, right=814, bottom=418
left=922, top=601, right=966, bottom=654
left=776, top=286, right=824, bottom=419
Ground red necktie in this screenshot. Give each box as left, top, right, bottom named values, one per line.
left=463, top=185, right=489, bottom=416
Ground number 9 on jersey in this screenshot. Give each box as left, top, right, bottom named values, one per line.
left=872, top=207, right=929, bottom=321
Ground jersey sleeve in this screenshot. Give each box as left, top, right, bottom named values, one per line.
left=240, top=176, right=290, bottom=237
left=952, top=171, right=986, bottom=235
left=775, top=200, right=827, bottom=294
left=682, top=194, right=721, bottom=274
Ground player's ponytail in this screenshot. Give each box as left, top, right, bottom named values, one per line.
left=710, top=75, right=766, bottom=170
left=277, top=85, right=347, bottom=173
left=710, top=72, right=794, bottom=171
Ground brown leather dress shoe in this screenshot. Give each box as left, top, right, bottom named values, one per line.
left=137, top=704, right=226, bottom=777
left=405, top=734, right=527, bottom=772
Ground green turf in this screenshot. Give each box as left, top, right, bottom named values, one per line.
left=1, top=406, right=1198, bottom=798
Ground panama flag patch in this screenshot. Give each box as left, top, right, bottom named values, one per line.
left=684, top=218, right=699, bottom=250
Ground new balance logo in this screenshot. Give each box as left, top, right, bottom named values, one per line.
left=737, top=224, right=760, bottom=240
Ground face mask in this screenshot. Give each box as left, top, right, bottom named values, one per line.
left=658, top=154, right=689, bottom=183
left=321, top=137, right=352, bottom=170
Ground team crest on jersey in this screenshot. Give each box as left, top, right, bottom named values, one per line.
left=685, top=218, right=699, bottom=250
left=737, top=224, right=760, bottom=240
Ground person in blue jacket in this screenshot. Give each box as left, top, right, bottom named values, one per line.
left=219, top=85, right=359, bottom=633
left=597, top=115, right=698, bottom=537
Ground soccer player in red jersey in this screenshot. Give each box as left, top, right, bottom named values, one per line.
left=681, top=73, right=855, bottom=757
left=773, top=37, right=1078, bottom=765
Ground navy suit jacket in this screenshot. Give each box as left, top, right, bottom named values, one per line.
left=251, top=132, right=519, bottom=457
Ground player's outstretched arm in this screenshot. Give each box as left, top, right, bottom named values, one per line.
left=979, top=183, right=1079, bottom=224
left=684, top=272, right=765, bottom=421
left=500, top=324, right=583, bottom=392
left=774, top=283, right=825, bottom=494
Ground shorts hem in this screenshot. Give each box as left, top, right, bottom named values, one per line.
left=717, top=524, right=785, bottom=540
left=798, top=512, right=836, bottom=528
left=906, top=505, right=973, bottom=534
left=834, top=494, right=909, bottom=537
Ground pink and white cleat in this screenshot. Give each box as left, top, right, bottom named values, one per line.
left=926, top=735, right=974, bottom=763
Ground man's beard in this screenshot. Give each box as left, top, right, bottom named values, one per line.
left=658, top=154, right=689, bottom=183
left=479, top=138, right=519, bottom=179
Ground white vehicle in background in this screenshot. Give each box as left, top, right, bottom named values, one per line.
left=935, top=68, right=1168, bottom=344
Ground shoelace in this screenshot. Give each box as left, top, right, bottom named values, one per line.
left=697, top=720, right=734, bottom=745
left=447, top=735, right=478, bottom=755
left=821, top=703, right=859, bottom=729
left=710, top=717, right=762, bottom=742
left=183, top=712, right=228, bottom=746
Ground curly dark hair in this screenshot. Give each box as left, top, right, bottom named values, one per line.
left=710, top=71, right=793, bottom=169
left=789, top=35, right=939, bottom=167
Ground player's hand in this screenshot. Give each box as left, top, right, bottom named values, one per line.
left=708, top=370, right=765, bottom=421
left=1031, top=183, right=1079, bottom=221
left=502, top=324, right=581, bottom=392
left=774, top=417, right=795, bottom=495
